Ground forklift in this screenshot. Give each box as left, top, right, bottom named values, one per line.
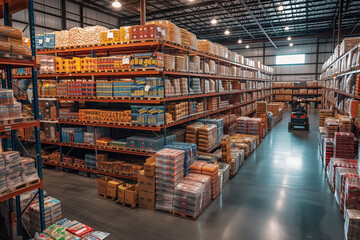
left=288, top=100, right=309, bottom=131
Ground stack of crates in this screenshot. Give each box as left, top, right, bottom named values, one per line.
left=96, top=81, right=113, bottom=97
left=85, top=154, right=97, bottom=168
left=113, top=81, right=134, bottom=97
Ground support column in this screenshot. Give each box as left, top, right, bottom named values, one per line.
left=61, top=0, right=67, bottom=30
left=337, top=0, right=344, bottom=46
left=140, top=0, right=146, bottom=25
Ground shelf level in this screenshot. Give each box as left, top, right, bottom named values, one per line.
left=0, top=180, right=43, bottom=202
left=42, top=161, right=137, bottom=180
left=0, top=120, right=39, bottom=133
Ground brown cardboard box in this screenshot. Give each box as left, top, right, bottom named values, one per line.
left=107, top=180, right=123, bottom=198
left=117, top=183, right=129, bottom=204
left=98, top=176, right=115, bottom=196
left=138, top=191, right=155, bottom=210
left=124, top=185, right=138, bottom=206
left=138, top=171, right=155, bottom=192
left=144, top=156, right=156, bottom=177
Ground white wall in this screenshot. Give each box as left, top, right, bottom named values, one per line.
left=228, top=38, right=334, bottom=82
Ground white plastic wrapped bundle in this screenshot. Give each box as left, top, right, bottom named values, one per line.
left=197, top=40, right=214, bottom=54
left=165, top=55, right=175, bottom=71
left=223, top=46, right=229, bottom=59
left=54, top=30, right=68, bottom=48
left=213, top=44, right=219, bottom=56
left=209, top=79, right=216, bottom=93
left=345, top=209, right=360, bottom=240
left=68, top=27, right=85, bottom=46
left=231, top=66, right=237, bottom=76
left=218, top=44, right=225, bottom=58
left=172, top=78, right=181, bottom=95
left=83, top=26, right=108, bottom=45
left=190, top=56, right=200, bottom=73
left=165, top=79, right=175, bottom=96
left=200, top=61, right=210, bottom=74
left=188, top=32, right=197, bottom=50
left=175, top=55, right=186, bottom=72
left=209, top=60, right=216, bottom=74
left=180, top=78, right=189, bottom=95
left=219, top=65, right=226, bottom=76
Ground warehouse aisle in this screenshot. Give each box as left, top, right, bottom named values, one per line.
left=43, top=109, right=344, bottom=240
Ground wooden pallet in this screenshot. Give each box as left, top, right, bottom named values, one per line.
left=172, top=210, right=198, bottom=220
left=73, top=164, right=85, bottom=168
left=0, top=178, right=40, bottom=196
left=98, top=193, right=116, bottom=201
left=122, top=202, right=137, bottom=209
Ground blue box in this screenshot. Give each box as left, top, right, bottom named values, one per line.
left=42, top=33, right=55, bottom=49
left=35, top=34, right=44, bottom=49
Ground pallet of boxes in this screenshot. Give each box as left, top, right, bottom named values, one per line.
left=137, top=156, right=156, bottom=210
left=97, top=176, right=139, bottom=209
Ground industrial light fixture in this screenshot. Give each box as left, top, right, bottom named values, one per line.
left=287, top=36, right=292, bottom=41
left=245, top=45, right=250, bottom=49
left=289, top=43, right=294, bottom=47
left=284, top=26, right=290, bottom=31
left=112, top=0, right=121, bottom=8
left=211, top=19, right=217, bottom=25
left=224, top=29, right=230, bottom=35
left=277, top=5, right=284, bottom=12
left=238, top=39, right=242, bottom=44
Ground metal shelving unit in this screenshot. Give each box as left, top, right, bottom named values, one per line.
left=20, top=39, right=273, bottom=179
left=0, top=0, right=45, bottom=237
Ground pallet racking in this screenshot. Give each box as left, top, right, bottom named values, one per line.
left=16, top=39, right=273, bottom=180
left=0, top=0, right=45, bottom=236
left=321, top=43, right=360, bottom=131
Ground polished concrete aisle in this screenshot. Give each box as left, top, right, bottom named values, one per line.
left=43, top=109, right=344, bottom=240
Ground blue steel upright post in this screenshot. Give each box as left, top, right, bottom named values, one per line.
left=163, top=43, right=167, bottom=145
left=29, top=0, right=45, bottom=231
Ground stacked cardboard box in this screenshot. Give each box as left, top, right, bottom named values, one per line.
left=334, top=167, right=358, bottom=207
left=335, top=132, right=355, bottom=159
left=138, top=169, right=155, bottom=210
left=327, top=157, right=358, bottom=191
left=345, top=209, right=360, bottom=240
left=256, top=101, right=267, bottom=115
left=319, top=110, right=333, bottom=126
left=325, top=118, right=339, bottom=138
left=155, top=148, right=184, bottom=212
left=323, top=138, right=334, bottom=167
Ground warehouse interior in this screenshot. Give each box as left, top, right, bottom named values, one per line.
left=0, top=0, right=360, bottom=240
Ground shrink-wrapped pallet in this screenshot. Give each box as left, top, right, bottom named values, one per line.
left=11, top=44, right=31, bottom=55
left=180, top=28, right=189, bottom=47
left=187, top=32, right=197, bottom=50
left=68, top=27, right=85, bottom=47
left=209, top=60, right=216, bottom=74
left=146, top=20, right=181, bottom=44
left=217, top=44, right=225, bottom=58
left=84, top=26, right=108, bottom=45
left=198, top=40, right=214, bottom=55
left=230, top=66, right=237, bottom=76
left=165, top=54, right=175, bottom=71
left=190, top=56, right=201, bottom=73
left=345, top=209, right=360, bottom=240
left=120, top=26, right=132, bottom=42
left=175, top=55, right=186, bottom=72
left=186, top=122, right=204, bottom=144
left=54, top=30, right=69, bottom=48
left=0, top=25, right=22, bottom=39
left=0, top=41, right=11, bottom=52
left=197, top=124, right=217, bottom=152
left=213, top=44, right=219, bottom=57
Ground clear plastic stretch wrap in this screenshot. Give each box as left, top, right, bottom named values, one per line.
left=345, top=209, right=360, bottom=240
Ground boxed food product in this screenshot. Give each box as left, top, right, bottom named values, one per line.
left=138, top=191, right=155, bottom=210
left=107, top=180, right=123, bottom=199
left=98, top=176, right=115, bottom=196
left=138, top=171, right=155, bottom=192
left=130, top=52, right=164, bottom=69
left=124, top=185, right=138, bottom=206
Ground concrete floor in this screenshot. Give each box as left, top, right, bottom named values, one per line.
left=43, top=109, right=344, bottom=240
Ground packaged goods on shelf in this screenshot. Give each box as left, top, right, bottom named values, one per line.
left=190, top=56, right=201, bottom=73
left=101, top=29, right=120, bottom=44
left=180, top=28, right=189, bottom=47
left=165, top=142, right=197, bottom=175
left=186, top=122, right=204, bottom=144
left=334, top=167, right=358, bottom=207
left=198, top=119, right=223, bottom=144
left=173, top=179, right=205, bottom=218
left=126, top=134, right=176, bottom=152
left=28, top=196, right=62, bottom=234
left=155, top=148, right=185, bottom=212
left=166, top=101, right=188, bottom=121
left=54, top=30, right=69, bottom=48
left=130, top=52, right=164, bottom=69
left=197, top=124, right=218, bottom=152
left=131, top=24, right=166, bottom=42
left=340, top=37, right=360, bottom=55
left=120, top=26, right=132, bottom=42
left=319, top=110, right=333, bottom=126
left=338, top=115, right=353, bottom=132
left=197, top=40, right=214, bottom=55
left=327, top=157, right=358, bottom=190
left=323, top=138, right=334, bottom=167
left=344, top=177, right=360, bottom=213
left=190, top=78, right=202, bottom=94
left=146, top=20, right=180, bottom=44
left=175, top=55, right=187, bottom=72
left=335, top=132, right=355, bottom=159
left=325, top=118, right=339, bottom=138
left=188, top=32, right=197, bottom=50
left=345, top=209, right=360, bottom=240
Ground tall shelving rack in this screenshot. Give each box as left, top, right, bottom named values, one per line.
left=17, top=40, right=273, bottom=180
left=321, top=44, right=360, bottom=130
left=0, top=0, right=45, bottom=237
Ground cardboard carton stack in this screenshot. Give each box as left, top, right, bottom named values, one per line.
left=185, top=122, right=204, bottom=144
left=334, top=167, right=358, bottom=206
left=165, top=142, right=197, bottom=175
left=268, top=103, right=280, bottom=117
left=323, top=138, right=334, bottom=168
left=155, top=148, right=185, bottom=212
left=345, top=209, right=360, bottom=240
left=344, top=177, right=360, bottom=213
left=325, top=118, right=339, bottom=138
left=320, top=110, right=333, bottom=126
left=138, top=169, right=155, bottom=210
left=335, top=132, right=355, bottom=159
left=339, top=115, right=353, bottom=133
left=255, top=101, right=267, bottom=115
left=327, top=157, right=358, bottom=191
left=173, top=179, right=205, bottom=218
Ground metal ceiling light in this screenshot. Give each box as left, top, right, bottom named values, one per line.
left=211, top=19, right=217, bottom=25
left=287, top=36, right=292, bottom=41
left=289, top=43, right=294, bottom=47
left=277, top=5, right=284, bottom=12
left=245, top=45, right=250, bottom=48
left=224, top=29, right=230, bottom=35
left=284, top=26, right=290, bottom=31
left=112, top=0, right=121, bottom=8
left=238, top=39, right=242, bottom=44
